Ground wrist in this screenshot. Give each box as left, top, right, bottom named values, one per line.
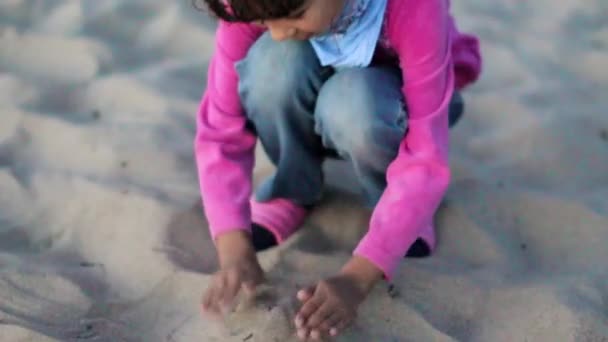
left=340, top=256, right=384, bottom=294
left=216, top=230, right=256, bottom=266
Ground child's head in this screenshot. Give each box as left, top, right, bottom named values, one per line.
left=198, top=0, right=345, bottom=41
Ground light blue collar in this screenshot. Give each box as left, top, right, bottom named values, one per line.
left=309, top=0, right=388, bottom=69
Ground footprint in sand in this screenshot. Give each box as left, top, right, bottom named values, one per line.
left=161, top=202, right=218, bottom=274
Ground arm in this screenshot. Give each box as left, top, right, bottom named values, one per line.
left=353, top=0, right=455, bottom=279
left=195, top=21, right=264, bottom=240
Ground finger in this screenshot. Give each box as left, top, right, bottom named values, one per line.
left=295, top=293, right=324, bottom=327
left=297, top=286, right=315, bottom=302
left=242, top=279, right=260, bottom=300
left=310, top=330, right=322, bottom=341
left=201, top=286, right=214, bottom=312
left=202, top=286, right=223, bottom=319
left=306, top=302, right=333, bottom=329
left=295, top=314, right=305, bottom=329
left=202, top=282, right=222, bottom=314
left=330, top=316, right=354, bottom=336
left=297, top=328, right=310, bottom=341
left=243, top=280, right=256, bottom=293
left=212, top=276, right=228, bottom=307
left=220, top=273, right=241, bottom=311
left=319, top=311, right=343, bottom=333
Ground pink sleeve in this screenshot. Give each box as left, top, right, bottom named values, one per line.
left=354, top=0, right=478, bottom=279
left=194, top=21, right=263, bottom=240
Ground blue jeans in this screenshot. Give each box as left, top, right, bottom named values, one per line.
left=237, top=33, right=463, bottom=208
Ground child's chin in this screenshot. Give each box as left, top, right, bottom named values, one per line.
left=293, top=32, right=315, bottom=40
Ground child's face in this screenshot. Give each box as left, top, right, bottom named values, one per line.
left=257, top=0, right=346, bottom=41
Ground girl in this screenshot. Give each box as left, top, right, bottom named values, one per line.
left=195, top=0, right=482, bottom=340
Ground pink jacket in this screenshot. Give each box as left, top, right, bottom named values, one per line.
left=195, top=0, right=482, bottom=279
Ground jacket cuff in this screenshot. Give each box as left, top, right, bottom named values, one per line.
left=205, top=204, right=252, bottom=242
left=353, top=234, right=401, bottom=281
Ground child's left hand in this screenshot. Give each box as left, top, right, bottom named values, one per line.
left=293, top=256, right=383, bottom=340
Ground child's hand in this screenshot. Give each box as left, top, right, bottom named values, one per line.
left=294, top=256, right=383, bottom=340
left=294, top=275, right=361, bottom=340
left=201, top=231, right=265, bottom=318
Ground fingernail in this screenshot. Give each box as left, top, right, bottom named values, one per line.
left=298, top=289, right=311, bottom=297
left=330, top=328, right=338, bottom=336
left=297, top=329, right=307, bottom=340
left=295, top=316, right=303, bottom=327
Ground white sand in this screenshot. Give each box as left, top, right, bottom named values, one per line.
left=1, top=0, right=607, bottom=341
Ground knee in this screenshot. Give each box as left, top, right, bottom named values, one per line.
left=315, top=70, right=404, bottom=157
left=237, top=33, right=319, bottom=119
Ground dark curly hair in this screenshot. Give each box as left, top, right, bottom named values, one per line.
left=194, top=0, right=307, bottom=22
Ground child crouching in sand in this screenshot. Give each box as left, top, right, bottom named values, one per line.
left=195, top=0, right=482, bottom=339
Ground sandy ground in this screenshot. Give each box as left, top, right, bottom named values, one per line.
left=1, top=0, right=608, bottom=341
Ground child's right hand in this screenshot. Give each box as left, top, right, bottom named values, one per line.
left=201, top=231, right=265, bottom=318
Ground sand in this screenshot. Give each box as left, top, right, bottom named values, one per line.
left=1, top=0, right=607, bottom=341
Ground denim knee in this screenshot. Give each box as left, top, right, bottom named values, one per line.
left=314, top=68, right=406, bottom=159
left=236, top=33, right=322, bottom=121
